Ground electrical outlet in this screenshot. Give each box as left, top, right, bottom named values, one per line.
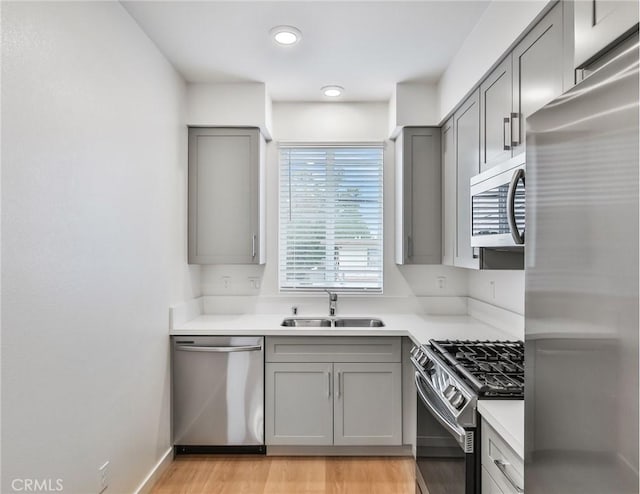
left=98, top=461, right=109, bottom=493
left=222, top=276, right=231, bottom=289
left=437, top=276, right=446, bottom=289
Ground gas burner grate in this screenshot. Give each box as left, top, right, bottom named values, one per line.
left=430, top=340, right=524, bottom=398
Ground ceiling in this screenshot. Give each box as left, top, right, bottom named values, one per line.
left=122, top=1, right=491, bottom=102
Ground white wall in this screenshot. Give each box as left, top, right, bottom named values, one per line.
left=1, top=3, right=199, bottom=493
left=389, top=82, right=439, bottom=137
left=187, top=82, right=273, bottom=139
left=200, top=102, right=468, bottom=300
left=468, top=270, right=525, bottom=315
left=437, top=0, right=550, bottom=120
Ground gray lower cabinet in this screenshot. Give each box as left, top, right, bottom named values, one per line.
left=265, top=337, right=402, bottom=447
left=188, top=127, right=265, bottom=264
left=453, top=90, right=480, bottom=270
left=481, top=420, right=524, bottom=494
left=574, top=0, right=639, bottom=68
left=333, top=362, right=402, bottom=446
left=395, top=127, right=442, bottom=265
left=265, top=362, right=333, bottom=446
left=480, top=2, right=564, bottom=170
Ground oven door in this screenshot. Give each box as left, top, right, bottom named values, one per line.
left=415, top=372, right=479, bottom=494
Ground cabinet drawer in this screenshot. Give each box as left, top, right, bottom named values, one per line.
left=266, top=336, right=401, bottom=363
left=482, top=420, right=524, bottom=494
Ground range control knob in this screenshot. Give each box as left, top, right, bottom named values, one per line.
left=450, top=392, right=466, bottom=410
left=444, top=384, right=457, bottom=400
left=419, top=354, right=429, bottom=366
left=424, top=359, right=436, bottom=375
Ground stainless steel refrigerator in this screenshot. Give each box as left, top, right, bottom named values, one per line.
left=525, top=33, right=639, bottom=493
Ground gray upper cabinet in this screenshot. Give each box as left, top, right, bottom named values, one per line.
left=480, top=57, right=513, bottom=172
left=454, top=90, right=481, bottom=270
left=480, top=3, right=564, bottom=169
left=511, top=2, right=564, bottom=156
left=574, top=0, right=639, bottom=68
left=395, top=127, right=442, bottom=265
left=441, top=118, right=455, bottom=266
left=188, top=127, right=265, bottom=264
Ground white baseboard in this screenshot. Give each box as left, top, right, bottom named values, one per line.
left=133, top=448, right=173, bottom=494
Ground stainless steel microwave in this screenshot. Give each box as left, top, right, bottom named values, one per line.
left=470, top=157, right=525, bottom=247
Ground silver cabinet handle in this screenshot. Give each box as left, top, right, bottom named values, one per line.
left=510, top=112, right=520, bottom=146
left=493, top=459, right=524, bottom=493
left=503, top=116, right=511, bottom=151
left=176, top=345, right=262, bottom=353
left=337, top=372, right=342, bottom=398
left=407, top=235, right=413, bottom=258
left=251, top=234, right=257, bottom=258
left=327, top=371, right=331, bottom=398
left=507, top=168, right=525, bottom=245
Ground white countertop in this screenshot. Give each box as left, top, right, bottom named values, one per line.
left=478, top=400, right=525, bottom=459
left=171, top=308, right=525, bottom=456
left=171, top=313, right=519, bottom=346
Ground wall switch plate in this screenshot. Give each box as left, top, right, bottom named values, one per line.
left=98, top=461, right=109, bottom=493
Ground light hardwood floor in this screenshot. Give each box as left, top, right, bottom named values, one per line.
left=150, top=456, right=415, bottom=494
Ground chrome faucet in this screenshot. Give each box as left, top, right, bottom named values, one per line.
left=325, top=290, right=338, bottom=316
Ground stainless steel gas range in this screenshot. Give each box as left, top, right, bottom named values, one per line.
left=410, top=340, right=524, bottom=494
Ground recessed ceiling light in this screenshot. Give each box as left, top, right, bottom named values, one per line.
left=322, top=85, right=344, bottom=97
left=270, top=26, right=302, bottom=46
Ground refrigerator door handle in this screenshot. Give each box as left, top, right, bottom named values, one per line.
left=507, top=168, right=525, bottom=245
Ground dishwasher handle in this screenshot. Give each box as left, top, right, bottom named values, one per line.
left=176, top=344, right=262, bottom=353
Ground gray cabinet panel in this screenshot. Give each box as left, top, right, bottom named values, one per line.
left=395, top=127, right=442, bottom=265
left=454, top=90, right=480, bottom=270
left=333, top=362, right=402, bottom=446
left=480, top=57, right=513, bottom=171
left=266, top=336, right=401, bottom=363
left=188, top=127, right=264, bottom=264
left=574, top=0, right=639, bottom=67
left=512, top=2, right=564, bottom=156
left=441, top=118, right=455, bottom=266
left=265, top=362, right=333, bottom=446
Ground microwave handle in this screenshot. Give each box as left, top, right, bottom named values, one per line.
left=507, top=168, right=525, bottom=245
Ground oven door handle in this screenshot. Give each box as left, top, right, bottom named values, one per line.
left=414, top=372, right=469, bottom=451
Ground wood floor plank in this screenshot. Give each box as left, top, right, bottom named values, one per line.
left=150, top=456, right=415, bottom=494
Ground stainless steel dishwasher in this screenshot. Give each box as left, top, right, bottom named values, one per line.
left=171, top=336, right=264, bottom=454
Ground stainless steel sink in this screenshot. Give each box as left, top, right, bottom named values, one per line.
left=281, top=317, right=385, bottom=327
left=333, top=318, right=385, bottom=327
left=281, top=317, right=332, bottom=327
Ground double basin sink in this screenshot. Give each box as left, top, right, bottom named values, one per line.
left=281, top=317, right=385, bottom=328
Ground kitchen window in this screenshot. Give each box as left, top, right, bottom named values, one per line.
left=279, top=143, right=383, bottom=292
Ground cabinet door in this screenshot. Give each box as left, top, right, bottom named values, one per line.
left=511, top=2, right=564, bottom=156
left=188, top=127, right=263, bottom=264
left=575, top=0, right=639, bottom=67
left=454, top=90, right=480, bottom=270
left=441, top=118, right=455, bottom=266
left=481, top=466, right=505, bottom=494
left=265, top=362, right=333, bottom=446
left=480, top=57, right=513, bottom=171
left=396, top=127, right=442, bottom=264
left=333, top=362, right=402, bottom=446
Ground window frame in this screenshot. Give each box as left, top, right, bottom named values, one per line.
left=278, top=141, right=385, bottom=294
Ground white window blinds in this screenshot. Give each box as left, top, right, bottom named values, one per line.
left=279, top=144, right=384, bottom=292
